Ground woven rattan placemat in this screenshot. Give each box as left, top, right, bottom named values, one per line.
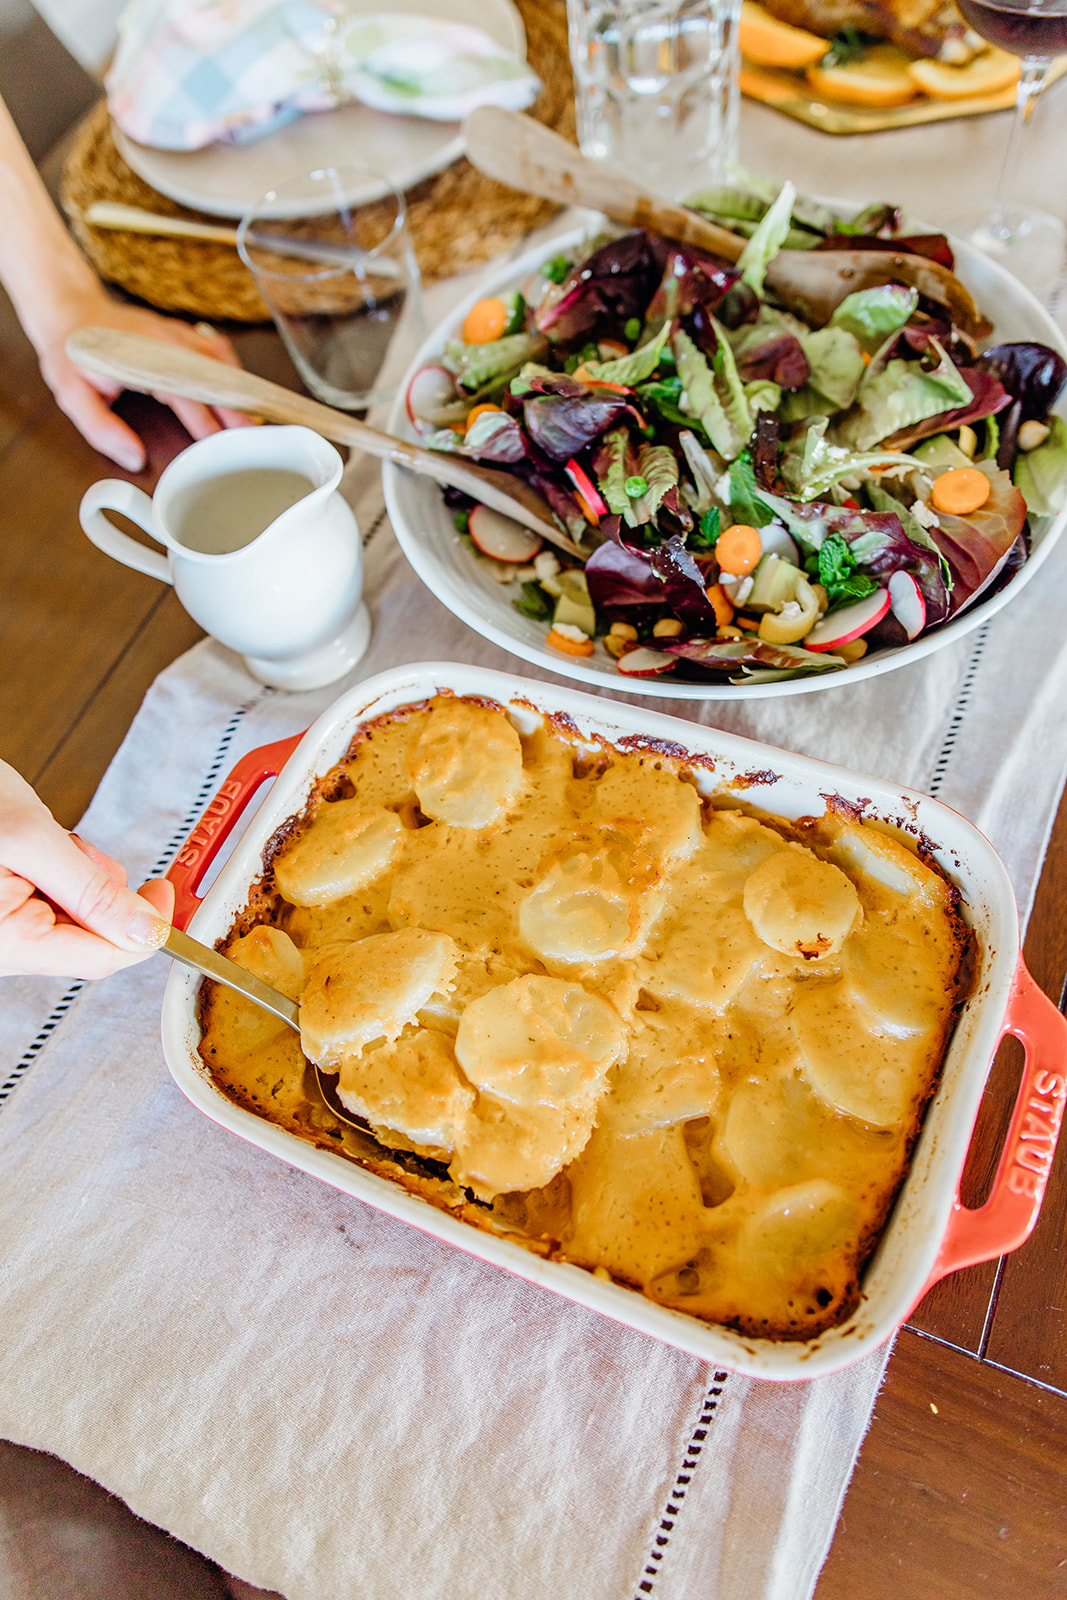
left=61, top=0, right=574, bottom=323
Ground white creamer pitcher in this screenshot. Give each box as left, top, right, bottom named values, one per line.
left=79, top=426, right=370, bottom=691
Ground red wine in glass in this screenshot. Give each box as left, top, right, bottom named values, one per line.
left=949, top=0, right=1067, bottom=291
left=955, top=0, right=1067, bottom=54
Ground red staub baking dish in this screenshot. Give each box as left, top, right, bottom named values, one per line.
left=159, top=663, right=1067, bottom=1379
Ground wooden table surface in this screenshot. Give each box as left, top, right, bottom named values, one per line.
left=1, top=32, right=1066, bottom=1596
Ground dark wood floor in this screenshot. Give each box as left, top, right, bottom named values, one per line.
left=1, top=17, right=1066, bottom=1600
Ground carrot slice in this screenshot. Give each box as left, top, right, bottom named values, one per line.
left=930, top=467, right=992, bottom=516
left=716, top=524, right=764, bottom=576
left=546, top=628, right=595, bottom=657
left=463, top=298, right=509, bottom=345
left=464, top=402, right=503, bottom=433
left=705, top=583, right=735, bottom=626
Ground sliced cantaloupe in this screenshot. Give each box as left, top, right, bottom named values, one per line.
left=806, top=44, right=919, bottom=108
left=907, top=47, right=1020, bottom=100
left=739, top=1, right=827, bottom=69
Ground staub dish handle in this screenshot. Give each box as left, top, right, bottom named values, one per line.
left=918, top=959, right=1067, bottom=1302
left=167, top=733, right=305, bottom=931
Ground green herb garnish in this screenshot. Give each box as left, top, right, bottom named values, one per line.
left=539, top=254, right=571, bottom=284
left=820, top=27, right=872, bottom=67
left=512, top=582, right=554, bottom=621
left=815, top=532, right=878, bottom=605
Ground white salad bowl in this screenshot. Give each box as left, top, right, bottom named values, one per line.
left=159, top=662, right=1067, bottom=1380
left=383, top=221, right=1067, bottom=700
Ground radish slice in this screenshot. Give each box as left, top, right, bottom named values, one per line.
left=615, top=646, right=677, bottom=678
left=468, top=505, right=543, bottom=563
left=406, top=365, right=463, bottom=427
left=804, top=589, right=891, bottom=652
left=564, top=459, right=608, bottom=519
left=888, top=570, right=927, bottom=641
left=758, top=524, right=800, bottom=566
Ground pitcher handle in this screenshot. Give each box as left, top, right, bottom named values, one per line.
left=79, top=480, right=171, bottom=584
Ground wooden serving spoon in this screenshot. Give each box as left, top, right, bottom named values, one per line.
left=462, top=106, right=992, bottom=341
left=66, top=328, right=583, bottom=558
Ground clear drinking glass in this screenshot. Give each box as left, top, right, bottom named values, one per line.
left=237, top=164, right=425, bottom=412
left=565, top=0, right=741, bottom=201
left=947, top=0, right=1067, bottom=293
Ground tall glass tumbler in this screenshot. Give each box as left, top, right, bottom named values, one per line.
left=566, top=0, right=741, bottom=201
left=237, top=164, right=425, bottom=412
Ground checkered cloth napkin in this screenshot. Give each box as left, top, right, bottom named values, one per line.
left=106, top=0, right=541, bottom=150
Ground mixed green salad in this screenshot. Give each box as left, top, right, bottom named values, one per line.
left=405, top=180, right=1067, bottom=684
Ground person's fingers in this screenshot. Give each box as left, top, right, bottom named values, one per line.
left=188, top=321, right=243, bottom=370
left=158, top=393, right=224, bottom=441
left=137, top=877, right=175, bottom=922
left=69, top=833, right=129, bottom=886
left=3, top=812, right=167, bottom=955
left=52, top=370, right=146, bottom=472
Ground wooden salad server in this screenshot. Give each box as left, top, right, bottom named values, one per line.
left=462, top=106, right=993, bottom=341
left=66, top=328, right=583, bottom=558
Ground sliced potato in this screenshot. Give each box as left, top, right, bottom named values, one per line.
left=739, top=0, right=827, bottom=69
left=806, top=44, right=918, bottom=107
left=907, top=47, right=1020, bottom=100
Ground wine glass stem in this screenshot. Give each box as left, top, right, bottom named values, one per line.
left=991, top=57, right=1051, bottom=238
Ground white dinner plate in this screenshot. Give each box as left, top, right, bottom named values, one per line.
left=383, top=219, right=1067, bottom=701
left=112, top=0, right=526, bottom=219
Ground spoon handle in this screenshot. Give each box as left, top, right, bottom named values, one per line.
left=164, top=926, right=301, bottom=1032
left=463, top=105, right=744, bottom=263
left=66, top=328, right=579, bottom=556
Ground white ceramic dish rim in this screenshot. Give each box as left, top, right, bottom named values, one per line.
left=382, top=221, right=1067, bottom=702
left=160, top=660, right=1021, bottom=1380
left=112, top=0, right=526, bottom=220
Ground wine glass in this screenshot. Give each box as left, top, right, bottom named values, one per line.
left=949, top=0, right=1067, bottom=293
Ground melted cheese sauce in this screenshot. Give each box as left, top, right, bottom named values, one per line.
left=199, top=695, right=968, bottom=1340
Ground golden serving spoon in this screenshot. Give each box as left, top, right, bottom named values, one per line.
left=163, top=927, right=365, bottom=1126
left=462, top=106, right=992, bottom=340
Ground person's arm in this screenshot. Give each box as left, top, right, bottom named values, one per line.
left=0, top=92, right=250, bottom=471
left=0, top=759, right=173, bottom=979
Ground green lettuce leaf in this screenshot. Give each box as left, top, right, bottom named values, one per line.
left=1013, top=414, right=1067, bottom=516
left=838, top=341, right=973, bottom=451
left=673, top=324, right=752, bottom=462
left=594, top=425, right=637, bottom=518
left=583, top=321, right=671, bottom=386
left=780, top=418, right=917, bottom=499
left=627, top=443, right=679, bottom=524
left=828, top=286, right=919, bottom=354
left=444, top=332, right=539, bottom=393
left=738, top=180, right=796, bottom=295
left=728, top=451, right=777, bottom=528
left=745, top=380, right=782, bottom=414
left=779, top=326, right=866, bottom=422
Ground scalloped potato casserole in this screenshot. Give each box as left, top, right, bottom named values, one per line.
left=198, top=694, right=970, bottom=1340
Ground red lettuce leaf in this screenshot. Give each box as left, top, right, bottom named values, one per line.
left=522, top=392, right=642, bottom=461
left=737, top=333, right=809, bottom=389
left=585, top=527, right=717, bottom=627
left=818, top=233, right=956, bottom=269
left=928, top=463, right=1028, bottom=614
left=535, top=231, right=669, bottom=345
